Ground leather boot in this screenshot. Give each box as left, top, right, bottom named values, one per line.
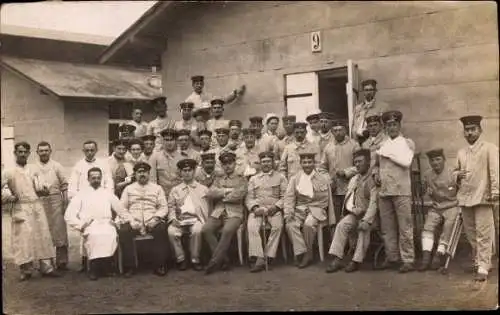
left=298, top=251, right=313, bottom=269
left=88, top=260, right=98, bottom=281
left=430, top=253, right=445, bottom=270
left=325, top=256, right=343, bottom=273
left=417, top=251, right=432, bottom=272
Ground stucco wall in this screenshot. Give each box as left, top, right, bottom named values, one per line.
left=160, top=1, right=499, bottom=166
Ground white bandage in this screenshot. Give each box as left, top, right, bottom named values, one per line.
left=437, top=244, right=446, bottom=254
left=421, top=231, right=434, bottom=252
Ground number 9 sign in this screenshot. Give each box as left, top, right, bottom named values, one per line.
left=311, top=31, right=321, bottom=53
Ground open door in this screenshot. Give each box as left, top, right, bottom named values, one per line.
left=346, top=59, right=359, bottom=135
left=284, top=72, right=319, bottom=122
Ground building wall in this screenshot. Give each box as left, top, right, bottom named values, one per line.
left=0, top=68, right=66, bottom=165
left=160, top=1, right=499, bottom=166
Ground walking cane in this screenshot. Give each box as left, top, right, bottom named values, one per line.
left=262, top=212, right=268, bottom=272
left=444, top=212, right=463, bottom=271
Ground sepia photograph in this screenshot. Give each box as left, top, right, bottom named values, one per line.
left=1, top=0, right=498, bottom=313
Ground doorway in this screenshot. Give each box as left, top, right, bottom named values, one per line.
left=317, top=68, right=348, bottom=121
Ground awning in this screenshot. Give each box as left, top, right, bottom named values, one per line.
left=1, top=56, right=162, bottom=101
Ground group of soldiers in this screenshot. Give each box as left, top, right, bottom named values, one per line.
left=2, top=76, right=498, bottom=290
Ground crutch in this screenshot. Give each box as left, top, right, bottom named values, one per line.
left=261, top=212, right=268, bottom=272
left=443, top=211, right=463, bottom=271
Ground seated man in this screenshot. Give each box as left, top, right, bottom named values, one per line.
left=167, top=159, right=210, bottom=271
left=202, top=151, right=248, bottom=275
left=326, top=149, right=378, bottom=273
left=246, top=152, right=288, bottom=272
left=418, top=148, right=460, bottom=273
left=284, top=152, right=335, bottom=269
left=118, top=162, right=170, bottom=277
left=65, top=167, right=130, bottom=281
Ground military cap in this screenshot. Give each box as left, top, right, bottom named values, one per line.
left=282, top=115, right=297, bottom=123
left=426, top=148, right=445, bottom=159
left=265, top=113, right=279, bottom=124
left=119, top=124, right=136, bottom=134
left=306, top=113, right=321, bottom=122
left=219, top=151, right=237, bottom=164
left=193, top=107, right=210, bottom=118
left=133, top=162, right=151, bottom=172
left=229, top=120, right=243, bottom=128
left=319, top=112, right=334, bottom=120
left=353, top=148, right=371, bottom=160
left=191, top=75, right=204, bottom=82
left=361, top=79, right=377, bottom=88
left=176, top=129, right=191, bottom=138
left=151, top=96, right=167, bottom=105
left=258, top=151, right=275, bottom=160
left=293, top=122, right=308, bottom=129
left=201, top=152, right=216, bottom=161
left=113, top=139, right=128, bottom=147
left=198, top=129, right=213, bottom=137
left=179, top=102, right=194, bottom=110
left=298, top=152, right=316, bottom=160
left=141, top=135, right=156, bottom=142
left=127, top=138, right=144, bottom=148
left=160, top=128, right=177, bottom=139
left=459, top=115, right=482, bottom=127
left=381, top=110, right=403, bottom=123
left=365, top=114, right=382, bottom=124
left=249, top=116, right=263, bottom=124
left=241, top=128, right=256, bottom=136
left=177, top=158, right=197, bottom=170
left=210, top=98, right=225, bottom=106
left=331, top=119, right=348, bottom=127
left=215, top=127, right=230, bottom=135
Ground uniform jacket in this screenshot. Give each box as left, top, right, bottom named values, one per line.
left=149, top=150, right=183, bottom=196
left=342, top=172, right=378, bottom=224
left=245, top=170, right=288, bottom=211
left=279, top=139, right=321, bottom=180
left=207, top=172, right=248, bottom=219
left=120, top=182, right=169, bottom=227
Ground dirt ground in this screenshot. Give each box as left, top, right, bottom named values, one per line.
left=2, top=213, right=498, bottom=313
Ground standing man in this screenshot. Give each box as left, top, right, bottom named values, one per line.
left=167, top=158, right=210, bottom=271
left=264, top=113, right=280, bottom=138
left=276, top=115, right=296, bottom=162
left=33, top=141, right=69, bottom=271
left=317, top=112, right=335, bottom=155
left=246, top=151, right=288, bottom=272
left=128, top=107, right=148, bottom=138
left=2, top=142, right=60, bottom=280
left=65, top=167, right=129, bottom=281
left=176, top=129, right=201, bottom=164
left=126, top=138, right=145, bottom=166
left=147, top=96, right=175, bottom=151
left=185, top=75, right=245, bottom=109
left=195, top=152, right=223, bottom=188
left=362, top=114, right=387, bottom=166
left=203, top=151, right=248, bottom=275
left=234, top=128, right=261, bottom=177
left=206, top=98, right=230, bottom=132
left=320, top=118, right=359, bottom=222
left=119, top=162, right=170, bottom=277
left=351, top=79, right=389, bottom=146
left=249, top=116, right=277, bottom=154
left=198, top=130, right=215, bottom=154
left=372, top=110, right=416, bottom=273
left=213, top=127, right=231, bottom=154
left=227, top=120, right=243, bottom=150
left=174, top=102, right=200, bottom=146
left=280, top=122, right=321, bottom=180
left=149, top=128, right=183, bottom=197
left=108, top=139, right=134, bottom=198
left=326, top=149, right=378, bottom=273
left=453, top=115, right=498, bottom=284
left=284, top=152, right=335, bottom=269
left=418, top=149, right=460, bottom=273
left=140, top=135, right=157, bottom=163
left=306, top=112, right=321, bottom=144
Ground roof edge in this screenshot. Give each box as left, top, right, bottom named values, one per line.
left=98, top=1, right=173, bottom=65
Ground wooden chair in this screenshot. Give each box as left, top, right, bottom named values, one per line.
left=117, top=234, right=154, bottom=274
left=283, top=221, right=328, bottom=264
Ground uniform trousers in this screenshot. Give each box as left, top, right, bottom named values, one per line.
left=285, top=211, right=321, bottom=256
left=167, top=221, right=203, bottom=263
left=378, top=195, right=415, bottom=264
left=247, top=212, right=283, bottom=259
left=422, top=206, right=459, bottom=253
left=461, top=205, right=494, bottom=275
left=118, top=222, right=169, bottom=270
left=202, top=215, right=242, bottom=264
left=328, top=213, right=371, bottom=263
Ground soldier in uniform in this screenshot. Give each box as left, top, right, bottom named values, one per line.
left=185, top=75, right=245, bottom=109
left=320, top=118, right=359, bottom=222
left=372, top=110, right=416, bottom=273
left=177, top=129, right=201, bottom=164
left=362, top=114, right=387, bottom=167
left=127, top=107, right=148, bottom=138
left=227, top=120, right=243, bottom=150
left=305, top=112, right=321, bottom=144
left=140, top=135, right=157, bottom=163
left=418, top=148, right=460, bottom=273
left=317, top=112, right=335, bottom=155
left=351, top=79, right=389, bottom=146
left=146, top=96, right=176, bottom=151
left=126, top=138, right=145, bottom=166
left=284, top=152, right=335, bottom=269
left=174, top=102, right=200, bottom=146
left=195, top=153, right=223, bottom=188
left=326, top=149, right=378, bottom=273
left=198, top=130, right=214, bottom=154
left=234, top=128, right=261, bottom=177
left=149, top=128, right=183, bottom=197
left=167, top=158, right=210, bottom=271
left=453, top=115, right=498, bottom=284
left=246, top=151, right=288, bottom=272
left=203, top=151, right=248, bottom=275
left=206, top=98, right=230, bottom=132
left=213, top=127, right=231, bottom=155
left=193, top=107, right=210, bottom=132
left=108, top=139, right=134, bottom=198
left=280, top=122, right=321, bottom=180
left=276, top=115, right=296, bottom=165
left=250, top=116, right=278, bottom=155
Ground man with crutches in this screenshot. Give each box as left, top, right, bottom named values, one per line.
left=417, top=149, right=460, bottom=273
left=246, top=151, right=288, bottom=272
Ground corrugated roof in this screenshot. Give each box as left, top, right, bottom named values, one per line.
left=1, top=56, right=162, bottom=100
